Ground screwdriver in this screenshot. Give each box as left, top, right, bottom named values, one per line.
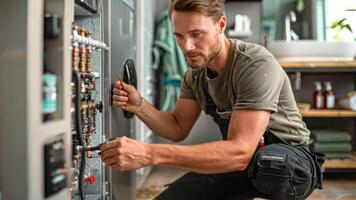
left=85, top=137, right=118, bottom=151
left=116, top=72, right=122, bottom=82
left=85, top=144, right=103, bottom=151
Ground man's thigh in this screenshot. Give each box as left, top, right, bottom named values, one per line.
left=213, top=171, right=265, bottom=200
left=154, top=172, right=216, bottom=200
left=155, top=171, right=264, bottom=200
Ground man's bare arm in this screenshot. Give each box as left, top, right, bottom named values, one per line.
left=101, top=108, right=270, bottom=172
left=112, top=81, right=201, bottom=141
left=134, top=98, right=201, bottom=142
left=145, top=110, right=271, bottom=174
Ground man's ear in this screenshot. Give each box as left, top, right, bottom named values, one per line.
left=217, top=16, right=227, bottom=33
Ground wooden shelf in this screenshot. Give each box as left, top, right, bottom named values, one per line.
left=300, top=109, right=356, bottom=117
left=324, top=152, right=356, bottom=169
left=279, top=60, right=356, bottom=69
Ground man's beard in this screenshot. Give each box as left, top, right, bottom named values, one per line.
left=184, top=36, right=221, bottom=69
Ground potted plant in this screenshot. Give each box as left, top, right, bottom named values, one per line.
left=331, top=9, right=356, bottom=41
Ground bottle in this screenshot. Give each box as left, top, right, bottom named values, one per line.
left=313, top=81, right=324, bottom=109
left=323, top=82, right=335, bottom=109
left=258, top=136, right=265, bottom=148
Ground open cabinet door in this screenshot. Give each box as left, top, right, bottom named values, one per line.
left=104, top=0, right=137, bottom=199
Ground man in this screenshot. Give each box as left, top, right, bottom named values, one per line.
left=101, top=0, right=323, bottom=199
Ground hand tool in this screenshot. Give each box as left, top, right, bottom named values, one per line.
left=85, top=137, right=117, bottom=151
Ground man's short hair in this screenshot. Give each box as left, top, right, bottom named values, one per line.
left=169, top=0, right=225, bottom=22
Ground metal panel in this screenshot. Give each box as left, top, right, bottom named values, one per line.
left=72, top=16, right=106, bottom=200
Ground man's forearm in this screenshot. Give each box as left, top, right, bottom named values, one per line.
left=133, top=99, right=185, bottom=141
left=146, top=140, right=254, bottom=174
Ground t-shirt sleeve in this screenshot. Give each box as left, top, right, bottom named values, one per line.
left=179, top=69, right=197, bottom=100
left=234, top=57, right=284, bottom=112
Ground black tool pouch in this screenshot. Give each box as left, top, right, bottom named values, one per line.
left=248, top=143, right=318, bottom=200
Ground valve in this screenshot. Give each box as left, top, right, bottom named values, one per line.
left=96, top=101, right=103, bottom=113
left=84, top=175, right=95, bottom=185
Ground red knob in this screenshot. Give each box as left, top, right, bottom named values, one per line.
left=84, top=175, right=95, bottom=184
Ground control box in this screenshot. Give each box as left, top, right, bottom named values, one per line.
left=44, top=138, right=67, bottom=198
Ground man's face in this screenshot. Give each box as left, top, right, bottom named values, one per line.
left=171, top=11, right=223, bottom=69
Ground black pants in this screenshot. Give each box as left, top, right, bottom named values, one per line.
left=155, top=170, right=267, bottom=200
left=155, top=132, right=323, bottom=200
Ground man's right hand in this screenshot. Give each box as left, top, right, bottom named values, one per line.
left=112, top=80, right=142, bottom=113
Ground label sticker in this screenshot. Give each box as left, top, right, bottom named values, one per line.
left=261, top=153, right=286, bottom=162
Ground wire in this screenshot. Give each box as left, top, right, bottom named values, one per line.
left=79, top=146, right=86, bottom=200
left=86, top=145, right=102, bottom=151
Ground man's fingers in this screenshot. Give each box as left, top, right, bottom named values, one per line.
left=101, top=140, right=120, bottom=151
left=114, top=80, right=123, bottom=89
left=113, top=88, right=128, bottom=96
left=104, top=157, right=117, bottom=166
left=114, top=81, right=136, bottom=94
left=112, top=91, right=129, bottom=108
left=113, top=101, right=127, bottom=108
left=121, top=81, right=137, bottom=93
left=101, top=148, right=119, bottom=160
left=112, top=95, right=129, bottom=102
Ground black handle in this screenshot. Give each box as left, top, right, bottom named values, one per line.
left=122, top=59, right=137, bottom=119
left=96, top=101, right=103, bottom=113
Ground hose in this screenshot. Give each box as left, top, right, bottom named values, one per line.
left=73, top=69, right=86, bottom=200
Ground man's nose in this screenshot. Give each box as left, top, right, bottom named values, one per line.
left=181, top=38, right=195, bottom=52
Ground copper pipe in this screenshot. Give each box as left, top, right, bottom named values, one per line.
left=85, top=30, right=92, bottom=73
left=78, top=28, right=86, bottom=73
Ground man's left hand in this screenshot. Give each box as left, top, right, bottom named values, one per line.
left=100, top=136, right=152, bottom=171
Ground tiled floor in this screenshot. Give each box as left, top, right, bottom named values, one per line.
left=137, top=167, right=356, bottom=200
left=137, top=167, right=185, bottom=200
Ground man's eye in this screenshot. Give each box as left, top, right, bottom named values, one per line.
left=175, top=35, right=183, bottom=40
left=191, top=32, right=202, bottom=38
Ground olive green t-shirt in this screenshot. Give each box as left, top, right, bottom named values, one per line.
left=179, top=39, right=310, bottom=145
